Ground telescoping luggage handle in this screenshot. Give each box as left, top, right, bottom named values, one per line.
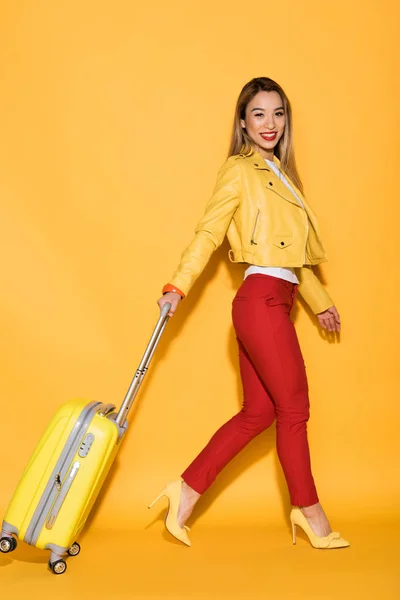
left=115, top=302, right=171, bottom=426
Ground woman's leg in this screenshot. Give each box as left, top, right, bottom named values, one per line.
left=177, top=335, right=277, bottom=525
left=181, top=338, right=276, bottom=493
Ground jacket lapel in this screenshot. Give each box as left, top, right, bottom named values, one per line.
left=248, top=151, right=306, bottom=209
left=270, top=155, right=321, bottom=230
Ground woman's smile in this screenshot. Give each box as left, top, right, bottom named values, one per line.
left=260, top=131, right=277, bottom=141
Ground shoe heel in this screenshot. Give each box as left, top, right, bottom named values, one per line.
left=148, top=490, right=166, bottom=509
left=291, top=521, right=296, bottom=545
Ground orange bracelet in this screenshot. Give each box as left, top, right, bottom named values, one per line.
left=162, top=284, right=185, bottom=298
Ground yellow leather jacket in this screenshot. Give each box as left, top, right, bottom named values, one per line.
left=167, top=150, right=334, bottom=314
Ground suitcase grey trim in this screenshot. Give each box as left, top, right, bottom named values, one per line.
left=1, top=521, right=19, bottom=536
left=24, top=401, right=102, bottom=546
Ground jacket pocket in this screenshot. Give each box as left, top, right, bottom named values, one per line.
left=272, top=235, right=293, bottom=249
left=250, top=209, right=261, bottom=245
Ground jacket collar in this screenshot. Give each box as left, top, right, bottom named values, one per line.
left=237, top=149, right=270, bottom=170
left=238, top=150, right=306, bottom=208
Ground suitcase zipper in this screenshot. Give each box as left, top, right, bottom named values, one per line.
left=24, top=402, right=102, bottom=546
left=45, top=462, right=81, bottom=530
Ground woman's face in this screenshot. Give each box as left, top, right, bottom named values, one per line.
left=240, top=91, right=286, bottom=159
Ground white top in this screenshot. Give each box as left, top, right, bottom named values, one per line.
left=244, top=158, right=305, bottom=285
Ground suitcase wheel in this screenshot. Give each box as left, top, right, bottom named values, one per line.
left=67, top=542, right=81, bottom=557
left=0, top=537, right=17, bottom=553
left=48, top=559, right=67, bottom=575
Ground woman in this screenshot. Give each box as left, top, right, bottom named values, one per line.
left=148, top=77, right=349, bottom=550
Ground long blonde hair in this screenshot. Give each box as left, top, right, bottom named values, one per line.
left=228, top=77, right=304, bottom=194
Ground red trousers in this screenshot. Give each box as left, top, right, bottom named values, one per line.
left=181, top=274, right=319, bottom=507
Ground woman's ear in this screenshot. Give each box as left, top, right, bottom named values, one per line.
left=240, top=119, right=246, bottom=129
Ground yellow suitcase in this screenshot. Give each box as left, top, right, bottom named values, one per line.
left=0, top=303, right=171, bottom=574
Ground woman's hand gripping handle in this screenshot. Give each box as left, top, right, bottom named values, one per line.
left=157, top=292, right=182, bottom=318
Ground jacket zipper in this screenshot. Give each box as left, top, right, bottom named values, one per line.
left=303, top=210, right=309, bottom=263
left=250, top=209, right=260, bottom=245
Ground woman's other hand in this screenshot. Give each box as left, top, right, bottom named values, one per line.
left=157, top=292, right=182, bottom=317
left=317, top=306, right=341, bottom=332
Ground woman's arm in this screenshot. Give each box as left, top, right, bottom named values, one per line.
left=294, top=265, right=334, bottom=315
left=164, top=158, right=242, bottom=298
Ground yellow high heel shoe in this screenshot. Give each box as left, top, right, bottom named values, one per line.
left=148, top=479, right=191, bottom=546
left=290, top=507, right=350, bottom=549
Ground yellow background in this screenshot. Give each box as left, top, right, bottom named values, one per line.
left=0, top=1, right=398, bottom=597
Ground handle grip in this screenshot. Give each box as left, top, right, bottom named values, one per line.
left=160, top=301, right=172, bottom=320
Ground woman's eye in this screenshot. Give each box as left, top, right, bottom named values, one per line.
left=255, top=113, right=264, bottom=117
left=275, top=112, right=284, bottom=117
